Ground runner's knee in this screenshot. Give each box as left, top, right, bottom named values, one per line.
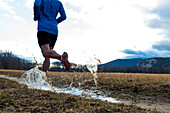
left=42, top=50, right=48, bottom=58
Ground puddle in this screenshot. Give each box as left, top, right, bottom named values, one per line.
left=0, top=75, right=120, bottom=104
left=44, top=85, right=120, bottom=103
left=27, top=78, right=121, bottom=103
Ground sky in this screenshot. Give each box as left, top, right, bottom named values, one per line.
left=0, top=0, right=170, bottom=65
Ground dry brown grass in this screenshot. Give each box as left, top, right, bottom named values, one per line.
left=45, top=72, right=170, bottom=103
left=100, top=72, right=170, bottom=85
left=0, top=69, right=26, bottom=77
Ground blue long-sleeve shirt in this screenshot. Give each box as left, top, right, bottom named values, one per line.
left=34, top=0, right=66, bottom=35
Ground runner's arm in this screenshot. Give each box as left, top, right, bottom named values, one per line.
left=33, top=0, right=41, bottom=21
left=56, top=2, right=67, bottom=24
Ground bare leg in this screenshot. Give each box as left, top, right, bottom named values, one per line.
left=43, top=58, right=50, bottom=72
left=41, top=44, right=60, bottom=72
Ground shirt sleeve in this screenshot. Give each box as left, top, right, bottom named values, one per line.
left=33, top=0, right=41, bottom=21
left=56, top=1, right=67, bottom=24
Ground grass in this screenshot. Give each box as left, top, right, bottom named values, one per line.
left=0, top=69, right=169, bottom=112
left=98, top=73, right=170, bottom=100
left=0, top=78, right=156, bottom=113
left=45, top=72, right=170, bottom=103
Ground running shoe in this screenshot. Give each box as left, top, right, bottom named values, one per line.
left=61, top=52, right=71, bottom=71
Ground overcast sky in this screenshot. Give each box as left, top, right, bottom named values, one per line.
left=0, top=0, right=170, bottom=64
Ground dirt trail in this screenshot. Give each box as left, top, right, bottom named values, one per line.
left=0, top=75, right=22, bottom=84
left=0, top=74, right=169, bottom=113
left=121, top=100, right=170, bottom=113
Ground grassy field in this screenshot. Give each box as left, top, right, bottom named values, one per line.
left=0, top=69, right=169, bottom=112
left=46, top=72, right=170, bottom=103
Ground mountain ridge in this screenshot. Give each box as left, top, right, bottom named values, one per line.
left=102, top=58, right=143, bottom=67
left=101, top=57, right=170, bottom=67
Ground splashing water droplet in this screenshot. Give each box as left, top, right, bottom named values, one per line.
left=87, top=56, right=101, bottom=86
left=20, top=64, right=56, bottom=92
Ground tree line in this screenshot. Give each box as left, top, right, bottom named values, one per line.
left=0, top=51, right=35, bottom=70
left=1, top=50, right=170, bottom=74
left=98, top=65, right=170, bottom=74
left=50, top=62, right=170, bottom=74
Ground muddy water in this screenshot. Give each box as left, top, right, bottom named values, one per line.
left=52, top=87, right=120, bottom=103
left=0, top=75, right=120, bottom=104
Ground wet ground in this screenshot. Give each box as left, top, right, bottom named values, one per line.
left=0, top=76, right=155, bottom=113
left=0, top=69, right=169, bottom=112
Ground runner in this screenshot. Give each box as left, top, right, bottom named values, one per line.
left=34, top=0, right=71, bottom=71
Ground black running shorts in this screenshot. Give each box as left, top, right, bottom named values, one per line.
left=37, top=31, right=57, bottom=49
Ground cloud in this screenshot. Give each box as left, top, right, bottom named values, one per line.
left=152, top=40, right=170, bottom=51
left=64, top=2, right=81, bottom=13
left=122, top=49, right=170, bottom=59
left=0, top=0, right=15, bottom=14
left=121, top=0, right=170, bottom=59
left=3, top=13, right=10, bottom=18
left=13, top=15, right=25, bottom=22
left=25, top=0, right=34, bottom=9
left=0, top=0, right=25, bottom=22
left=61, top=17, right=93, bottom=36
left=55, top=0, right=166, bottom=63
left=145, top=0, right=170, bottom=52
left=1, top=0, right=169, bottom=64
left=7, top=0, right=14, bottom=1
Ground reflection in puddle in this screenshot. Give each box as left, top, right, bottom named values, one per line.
left=41, top=81, right=120, bottom=103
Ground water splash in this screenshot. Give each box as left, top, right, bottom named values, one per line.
left=53, top=87, right=120, bottom=103
left=17, top=56, right=121, bottom=104
left=17, top=60, right=120, bottom=104
left=20, top=73, right=120, bottom=103
left=19, top=72, right=121, bottom=103
left=20, top=63, right=56, bottom=92
left=86, top=56, right=101, bottom=86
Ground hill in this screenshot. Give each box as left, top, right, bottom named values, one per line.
left=0, top=51, right=35, bottom=70
left=138, top=57, right=170, bottom=68
left=102, top=58, right=143, bottom=67
left=100, top=57, right=170, bottom=73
